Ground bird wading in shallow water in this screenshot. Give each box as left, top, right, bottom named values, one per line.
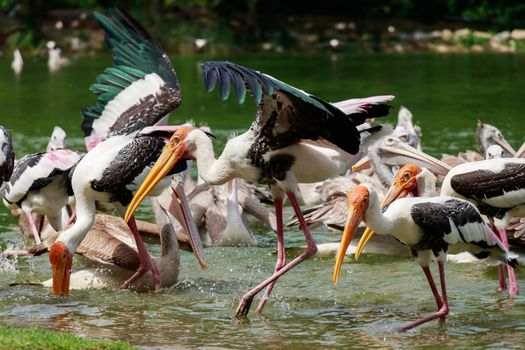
left=333, top=182, right=516, bottom=331
left=440, top=158, right=525, bottom=296
left=125, top=60, right=394, bottom=317
left=48, top=9, right=205, bottom=297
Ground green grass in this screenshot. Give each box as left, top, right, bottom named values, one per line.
left=0, top=326, right=135, bottom=350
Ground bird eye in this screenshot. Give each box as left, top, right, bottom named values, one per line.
left=386, top=137, right=395, bottom=145
left=403, top=172, right=411, bottom=180
left=399, top=133, right=408, bottom=141
left=173, top=136, right=180, bottom=143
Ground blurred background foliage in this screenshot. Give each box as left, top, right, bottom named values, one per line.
left=2, top=0, right=525, bottom=54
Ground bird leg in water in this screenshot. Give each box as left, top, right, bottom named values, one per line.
left=399, top=260, right=449, bottom=332
left=497, top=227, right=518, bottom=296
left=23, top=209, right=42, bottom=244
left=422, top=265, right=443, bottom=309
left=256, top=198, right=285, bottom=314
left=120, top=215, right=161, bottom=291
left=235, top=192, right=317, bottom=317
left=498, top=265, right=507, bottom=291
left=487, top=218, right=518, bottom=296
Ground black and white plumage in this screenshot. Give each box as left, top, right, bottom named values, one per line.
left=440, top=158, right=525, bottom=296
left=81, top=8, right=182, bottom=150
left=48, top=125, right=207, bottom=296
left=441, top=158, right=525, bottom=220
left=125, top=60, right=394, bottom=317
left=1, top=149, right=81, bottom=244
left=0, top=126, right=15, bottom=183
left=333, top=184, right=515, bottom=331
left=48, top=9, right=204, bottom=297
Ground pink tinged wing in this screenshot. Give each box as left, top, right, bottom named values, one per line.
left=332, top=95, right=395, bottom=115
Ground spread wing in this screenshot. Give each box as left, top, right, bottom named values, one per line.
left=202, top=61, right=392, bottom=155
left=82, top=8, right=182, bottom=149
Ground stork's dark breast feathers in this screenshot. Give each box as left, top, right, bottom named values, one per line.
left=91, top=135, right=187, bottom=205
left=411, top=199, right=485, bottom=253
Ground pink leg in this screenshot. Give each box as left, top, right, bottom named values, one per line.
left=235, top=192, right=317, bottom=317
left=24, top=210, right=41, bottom=244
left=66, top=210, right=77, bottom=226
left=497, top=228, right=519, bottom=296
left=120, top=215, right=161, bottom=291
left=256, top=198, right=285, bottom=314
left=498, top=265, right=507, bottom=291
left=399, top=260, right=449, bottom=332
left=422, top=266, right=443, bottom=309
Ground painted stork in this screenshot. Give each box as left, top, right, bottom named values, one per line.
left=47, top=9, right=205, bottom=296
left=333, top=183, right=516, bottom=331
left=11, top=49, right=23, bottom=75
left=1, top=147, right=81, bottom=244
left=124, top=60, right=394, bottom=316
left=0, top=126, right=15, bottom=184
left=440, top=158, right=525, bottom=296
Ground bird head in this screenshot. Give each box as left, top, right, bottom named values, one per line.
left=382, top=163, right=422, bottom=205
left=332, top=185, right=371, bottom=285
left=49, top=241, right=73, bottom=297
left=352, top=164, right=422, bottom=263
left=125, top=125, right=197, bottom=222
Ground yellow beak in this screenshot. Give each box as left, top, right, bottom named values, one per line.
left=354, top=182, right=409, bottom=261
left=333, top=205, right=362, bottom=285
left=125, top=140, right=184, bottom=222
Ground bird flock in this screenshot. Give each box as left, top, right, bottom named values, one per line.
left=1, top=8, right=524, bottom=332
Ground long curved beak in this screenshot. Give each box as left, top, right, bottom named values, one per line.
left=333, top=205, right=363, bottom=285
left=354, top=180, right=411, bottom=261
left=157, top=182, right=206, bottom=269
left=516, top=141, right=525, bottom=158
left=495, top=138, right=516, bottom=157
left=50, top=243, right=73, bottom=297
left=125, top=140, right=185, bottom=222
left=380, top=144, right=450, bottom=176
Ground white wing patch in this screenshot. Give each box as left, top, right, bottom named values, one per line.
left=4, top=150, right=80, bottom=203
left=91, top=73, right=165, bottom=137
left=444, top=218, right=496, bottom=246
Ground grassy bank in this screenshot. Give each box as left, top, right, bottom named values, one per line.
left=0, top=326, right=135, bottom=350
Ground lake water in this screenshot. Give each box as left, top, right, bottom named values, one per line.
left=0, top=53, right=525, bottom=349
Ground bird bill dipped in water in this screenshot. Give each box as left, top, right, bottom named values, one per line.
left=49, top=241, right=73, bottom=297
left=332, top=164, right=422, bottom=284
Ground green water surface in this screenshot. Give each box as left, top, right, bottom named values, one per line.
left=0, top=53, right=524, bottom=349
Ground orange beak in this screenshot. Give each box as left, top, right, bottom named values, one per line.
left=333, top=186, right=369, bottom=285
left=49, top=241, right=73, bottom=297
left=125, top=128, right=190, bottom=223
left=354, top=164, right=421, bottom=261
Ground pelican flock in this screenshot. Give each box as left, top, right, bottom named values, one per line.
left=2, top=7, right=525, bottom=336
